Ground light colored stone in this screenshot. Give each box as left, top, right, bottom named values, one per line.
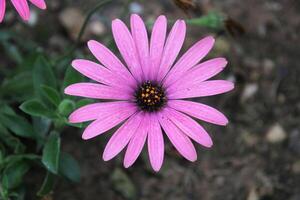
left=292, top=160, right=300, bottom=174
left=263, top=58, right=275, bottom=74
left=87, top=21, right=106, bottom=36
left=129, top=2, right=143, bottom=14
left=28, top=10, right=38, bottom=26
left=266, top=124, right=287, bottom=143
left=247, top=188, right=259, bottom=200
left=241, top=83, right=258, bottom=102
left=59, top=8, right=85, bottom=40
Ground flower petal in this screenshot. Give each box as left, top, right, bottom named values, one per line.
left=167, top=58, right=228, bottom=92
left=64, top=83, right=132, bottom=100
left=103, top=112, right=144, bottom=161
left=131, top=14, right=150, bottom=80
left=0, top=0, right=6, bottom=23
left=168, top=100, right=229, bottom=126
left=163, top=36, right=215, bottom=86
left=158, top=110, right=197, bottom=162
left=149, top=15, right=167, bottom=81
left=168, top=80, right=234, bottom=99
left=69, top=102, right=136, bottom=123
left=164, top=107, right=213, bottom=147
left=29, top=0, right=46, bottom=9
left=11, top=0, right=30, bottom=21
left=124, top=113, right=149, bottom=168
left=87, top=40, right=136, bottom=87
left=82, top=108, right=137, bottom=140
left=147, top=114, right=164, bottom=171
left=112, top=19, right=143, bottom=82
left=156, top=20, right=186, bottom=82
left=71, top=59, right=132, bottom=91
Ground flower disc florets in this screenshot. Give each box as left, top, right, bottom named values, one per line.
left=135, top=81, right=167, bottom=112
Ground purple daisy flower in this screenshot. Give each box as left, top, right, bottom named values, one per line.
left=65, top=14, right=234, bottom=171
left=0, top=0, right=46, bottom=23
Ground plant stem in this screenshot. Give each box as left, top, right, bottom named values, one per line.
left=55, top=0, right=113, bottom=63
left=75, top=0, right=113, bottom=46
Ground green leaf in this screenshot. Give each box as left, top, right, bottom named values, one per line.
left=186, top=12, right=224, bottom=29
left=33, top=117, right=52, bottom=150
left=63, top=66, right=84, bottom=89
left=0, top=113, right=36, bottom=139
left=19, top=99, right=55, bottom=118
left=59, top=152, right=81, bottom=182
left=58, top=99, right=75, bottom=116
left=3, top=154, right=40, bottom=165
left=1, top=41, right=23, bottom=64
left=0, top=104, right=15, bottom=115
left=111, top=168, right=137, bottom=200
left=33, top=56, right=57, bottom=97
left=37, top=172, right=55, bottom=197
left=1, top=161, right=30, bottom=189
left=0, top=30, right=12, bottom=40
left=0, top=123, right=25, bottom=153
left=0, top=72, right=33, bottom=100
left=32, top=117, right=51, bottom=139
left=42, top=132, right=61, bottom=174
left=0, top=149, right=4, bottom=166
left=76, top=99, right=95, bottom=108
left=41, top=85, right=61, bottom=107
left=10, top=187, right=26, bottom=200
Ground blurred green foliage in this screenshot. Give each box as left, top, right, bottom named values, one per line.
left=0, top=31, right=82, bottom=199
left=186, top=12, right=225, bottom=30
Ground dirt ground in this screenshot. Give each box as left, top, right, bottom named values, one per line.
left=5, top=0, right=300, bottom=199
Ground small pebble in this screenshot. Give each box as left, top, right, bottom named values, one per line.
left=129, top=2, right=143, bottom=14
left=241, top=83, right=258, bottom=102
left=266, top=124, right=287, bottom=144
left=292, top=161, right=300, bottom=174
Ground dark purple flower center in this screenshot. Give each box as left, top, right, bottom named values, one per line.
left=135, top=81, right=167, bottom=112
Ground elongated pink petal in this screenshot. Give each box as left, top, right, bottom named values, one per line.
left=29, top=0, right=46, bottom=9
left=103, top=112, right=144, bottom=161
left=11, top=0, right=30, bottom=21
left=64, top=83, right=132, bottom=100
left=69, top=102, right=136, bottom=123
left=131, top=14, right=150, bottom=80
left=71, top=59, right=132, bottom=91
left=169, top=80, right=234, bottom=99
left=149, top=15, right=167, bottom=81
left=167, top=58, right=228, bottom=91
left=163, top=36, right=215, bottom=86
left=158, top=110, right=197, bottom=161
left=147, top=114, right=164, bottom=171
left=112, top=19, right=143, bottom=82
left=0, top=0, right=5, bottom=23
left=164, top=107, right=213, bottom=147
left=168, top=100, right=229, bottom=126
left=87, top=40, right=136, bottom=87
left=82, top=108, right=136, bottom=140
left=124, top=113, right=149, bottom=168
left=156, top=20, right=186, bottom=82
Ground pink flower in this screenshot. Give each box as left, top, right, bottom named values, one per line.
left=0, top=0, right=46, bottom=23
left=65, top=14, right=234, bottom=171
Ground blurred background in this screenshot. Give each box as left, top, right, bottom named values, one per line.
left=0, top=0, right=299, bottom=200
